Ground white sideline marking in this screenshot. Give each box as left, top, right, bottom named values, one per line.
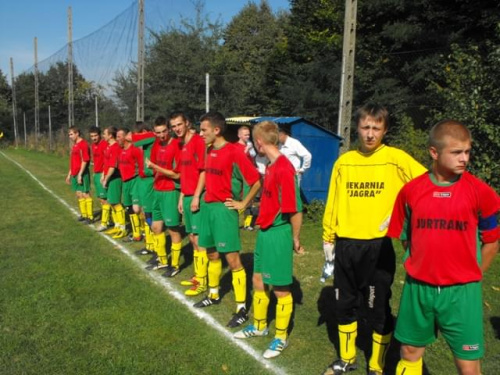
left=1, top=151, right=288, bottom=375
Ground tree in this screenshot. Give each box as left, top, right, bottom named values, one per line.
left=212, top=0, right=285, bottom=116
left=0, top=69, right=13, bottom=140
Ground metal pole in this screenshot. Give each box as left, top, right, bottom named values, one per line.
left=95, top=95, right=99, bottom=127
left=68, top=7, right=74, bottom=127
left=205, top=73, right=210, bottom=113
left=337, top=0, right=358, bottom=154
left=136, top=0, right=145, bottom=122
left=10, top=58, right=19, bottom=148
left=34, top=37, right=40, bottom=143
left=48, top=105, right=52, bottom=151
left=23, top=112, right=27, bottom=148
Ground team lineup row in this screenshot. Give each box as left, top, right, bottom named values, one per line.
left=66, top=106, right=499, bottom=374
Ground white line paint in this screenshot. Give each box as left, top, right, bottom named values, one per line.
left=1, top=151, right=288, bottom=375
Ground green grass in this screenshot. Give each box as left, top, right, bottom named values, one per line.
left=1, top=147, right=499, bottom=375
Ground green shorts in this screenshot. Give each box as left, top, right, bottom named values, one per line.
left=93, top=172, right=107, bottom=199
left=182, top=195, right=203, bottom=234
left=137, top=177, right=154, bottom=213
left=254, top=224, right=293, bottom=286
left=395, top=276, right=484, bottom=360
left=152, top=190, right=180, bottom=227
left=71, top=173, right=90, bottom=193
left=198, top=202, right=240, bottom=253
left=106, top=177, right=122, bottom=205
left=122, top=177, right=139, bottom=207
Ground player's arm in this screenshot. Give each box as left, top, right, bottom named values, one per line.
left=290, top=211, right=303, bottom=254
left=191, top=171, right=205, bottom=212
left=225, top=179, right=261, bottom=211
left=322, top=162, right=340, bottom=243
left=102, top=167, right=115, bottom=188
left=296, top=141, right=312, bottom=173
left=480, top=241, right=498, bottom=272
left=145, top=158, right=179, bottom=179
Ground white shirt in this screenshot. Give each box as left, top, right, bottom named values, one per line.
left=279, top=135, right=312, bottom=173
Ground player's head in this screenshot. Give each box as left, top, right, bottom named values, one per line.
left=154, top=116, right=169, bottom=142
left=278, top=127, right=289, bottom=144
left=89, top=126, right=101, bottom=143
left=429, top=119, right=471, bottom=177
left=134, top=121, right=151, bottom=133
left=237, top=125, right=251, bottom=143
left=253, top=121, right=279, bottom=153
left=199, top=111, right=226, bottom=145
left=117, top=128, right=130, bottom=147
left=68, top=126, right=80, bottom=142
left=103, top=126, right=117, bottom=142
left=355, top=103, right=389, bottom=153
left=169, top=111, right=190, bottom=139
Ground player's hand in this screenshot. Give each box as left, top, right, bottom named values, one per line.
left=102, top=179, right=107, bottom=189
left=224, top=198, right=245, bottom=211
left=178, top=199, right=183, bottom=214
left=145, top=158, right=153, bottom=169
left=65, top=175, right=71, bottom=185
left=293, top=238, right=304, bottom=255
left=323, top=241, right=335, bottom=261
left=77, top=174, right=82, bottom=185
left=190, top=196, right=200, bottom=212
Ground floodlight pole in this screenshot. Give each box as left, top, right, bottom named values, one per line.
left=34, top=37, right=40, bottom=142
left=10, top=58, right=19, bottom=147
left=68, top=7, right=74, bottom=128
left=205, top=73, right=210, bottom=113
left=337, top=0, right=358, bottom=154
left=136, top=0, right=145, bottom=122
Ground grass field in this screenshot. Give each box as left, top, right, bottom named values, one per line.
left=0, top=148, right=499, bottom=375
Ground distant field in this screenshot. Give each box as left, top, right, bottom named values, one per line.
left=1, top=148, right=499, bottom=375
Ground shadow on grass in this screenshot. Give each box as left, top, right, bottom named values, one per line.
left=490, top=317, right=500, bottom=340
left=316, top=287, right=432, bottom=375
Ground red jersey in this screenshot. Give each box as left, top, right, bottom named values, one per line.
left=118, top=144, right=142, bottom=181
left=70, top=139, right=90, bottom=176
left=257, top=155, right=302, bottom=229
left=388, top=172, right=500, bottom=286
left=204, top=142, right=260, bottom=203
left=234, top=141, right=255, bottom=164
left=91, top=139, right=107, bottom=173
left=150, top=138, right=181, bottom=191
left=103, top=142, right=121, bottom=177
left=179, top=133, right=206, bottom=195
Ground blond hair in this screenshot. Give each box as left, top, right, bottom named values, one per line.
left=252, top=121, right=279, bottom=146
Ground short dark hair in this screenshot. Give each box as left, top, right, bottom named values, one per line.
left=169, top=111, right=189, bottom=122
left=105, top=126, right=118, bottom=139
left=154, top=116, right=167, bottom=126
left=118, top=127, right=130, bottom=135
left=134, top=121, right=151, bottom=133
left=199, top=111, right=226, bottom=134
left=355, top=103, right=390, bottom=129
left=68, top=126, right=80, bottom=135
left=89, top=126, right=101, bottom=135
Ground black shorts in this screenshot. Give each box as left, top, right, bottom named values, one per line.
left=333, top=237, right=395, bottom=334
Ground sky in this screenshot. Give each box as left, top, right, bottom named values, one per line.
left=0, top=0, right=290, bottom=82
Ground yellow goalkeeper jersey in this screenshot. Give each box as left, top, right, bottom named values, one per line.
left=322, top=144, right=426, bottom=242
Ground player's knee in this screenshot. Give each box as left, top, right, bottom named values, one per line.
left=400, top=344, right=424, bottom=362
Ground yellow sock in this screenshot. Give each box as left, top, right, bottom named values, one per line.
left=339, top=321, right=358, bottom=364
left=114, top=204, right=126, bottom=229
left=208, top=258, right=222, bottom=299
left=396, top=358, right=423, bottom=375
left=369, top=332, right=392, bottom=373
left=253, top=290, right=270, bottom=331
left=85, top=198, right=93, bottom=220
left=129, top=213, right=141, bottom=238
left=78, top=198, right=87, bottom=218
left=111, top=208, right=117, bottom=227
left=153, top=232, right=167, bottom=264
left=144, top=224, right=154, bottom=250
left=139, top=213, right=146, bottom=232
left=101, top=204, right=111, bottom=226
left=232, top=267, right=247, bottom=311
left=244, top=215, right=252, bottom=227
left=196, top=250, right=208, bottom=286
left=275, top=293, right=293, bottom=340
left=171, top=242, right=182, bottom=268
